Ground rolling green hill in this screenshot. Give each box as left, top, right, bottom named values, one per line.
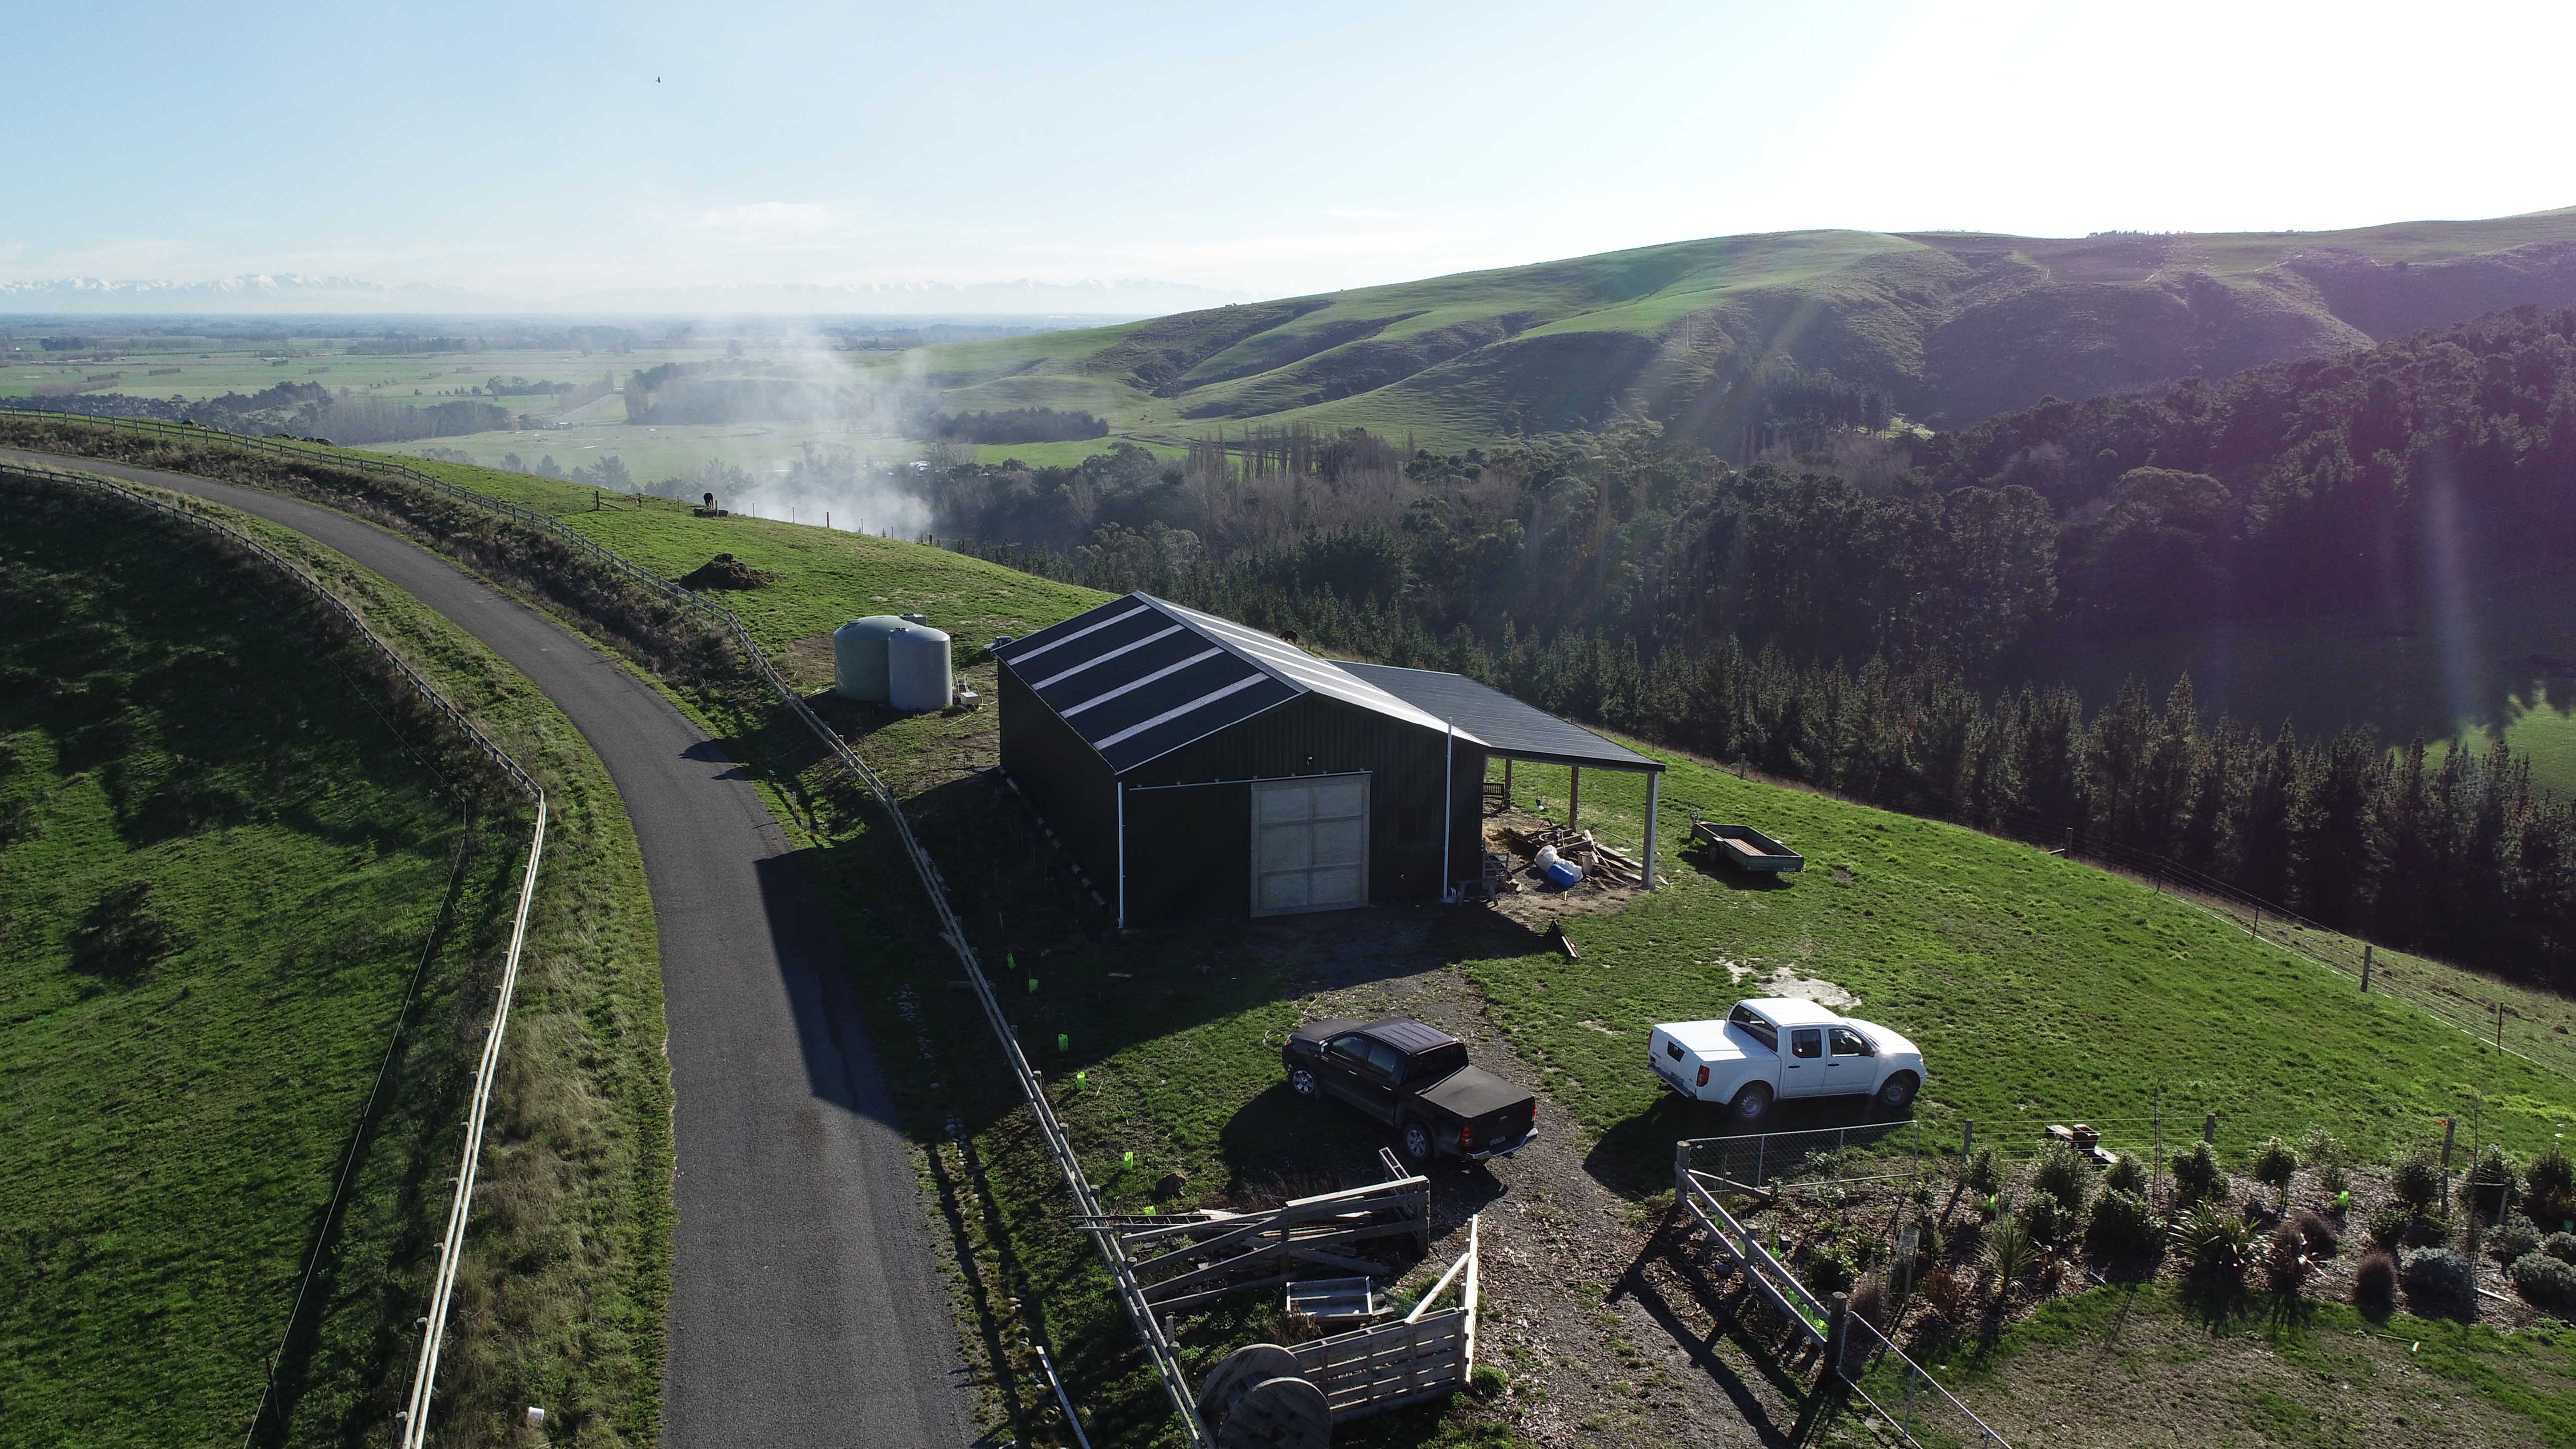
left=860, top=207, right=2576, bottom=447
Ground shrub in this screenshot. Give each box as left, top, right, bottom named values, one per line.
left=2103, top=1154, right=2145, bottom=1197
left=2251, top=1137, right=2298, bottom=1200
left=2391, top=1151, right=2443, bottom=1211
left=2365, top=1202, right=2413, bottom=1253
left=2033, top=1144, right=2089, bottom=1213
left=2291, top=1210, right=2340, bottom=1260
left=2352, top=1251, right=2399, bottom=1316
left=2533, top=1144, right=2576, bottom=1228
left=1984, top=1212, right=2037, bottom=1292
left=2172, top=1142, right=2225, bottom=1204
left=1964, top=1147, right=2000, bottom=1196
left=2172, top=1202, right=2257, bottom=1285
left=2303, top=1128, right=2351, bottom=1201
left=2488, top=1214, right=2539, bottom=1267
left=2460, top=1146, right=2515, bottom=1219
left=1849, top=1271, right=1890, bottom=1329
left=2265, top=1221, right=2313, bottom=1296
left=2317, top=1158, right=2351, bottom=1203
left=2545, top=1232, right=2576, bottom=1265
left=2085, top=1190, right=2161, bottom=1264
left=1917, top=1266, right=1970, bottom=1324
left=2513, top=1251, right=2576, bottom=1314
left=2023, top=1192, right=2067, bottom=1246
left=2401, top=1213, right=2454, bottom=1250
left=2399, top=1247, right=2477, bottom=1319
left=1805, top=1244, right=1856, bottom=1296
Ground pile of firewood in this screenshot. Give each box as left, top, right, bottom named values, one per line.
left=1504, top=824, right=1643, bottom=887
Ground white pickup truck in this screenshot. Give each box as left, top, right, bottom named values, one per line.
left=1648, top=998, right=1924, bottom=1123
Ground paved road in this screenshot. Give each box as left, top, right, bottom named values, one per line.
left=6, top=449, right=977, bottom=1447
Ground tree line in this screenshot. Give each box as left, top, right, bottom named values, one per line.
left=906, top=406, right=1108, bottom=444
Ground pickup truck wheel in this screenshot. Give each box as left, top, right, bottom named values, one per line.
left=1730, top=1082, right=1774, bottom=1124
left=1288, top=1066, right=1320, bottom=1102
left=1876, top=1071, right=1920, bottom=1111
left=1401, top=1120, right=1436, bottom=1163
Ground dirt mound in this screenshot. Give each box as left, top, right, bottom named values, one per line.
left=678, top=553, right=779, bottom=591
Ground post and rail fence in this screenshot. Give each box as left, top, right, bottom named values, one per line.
left=0, top=412, right=1216, bottom=1444
left=0, top=458, right=549, bottom=1449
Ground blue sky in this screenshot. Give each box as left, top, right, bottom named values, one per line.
left=9, top=0, right=2572, bottom=306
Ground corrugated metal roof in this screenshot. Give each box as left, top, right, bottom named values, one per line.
left=994, top=593, right=1487, bottom=773
left=1331, top=661, right=1663, bottom=771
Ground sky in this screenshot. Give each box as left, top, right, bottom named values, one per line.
left=9, top=0, right=2574, bottom=309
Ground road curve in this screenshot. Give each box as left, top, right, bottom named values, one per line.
left=5, top=449, right=977, bottom=1447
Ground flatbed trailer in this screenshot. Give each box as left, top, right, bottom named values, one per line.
left=1694, top=821, right=1804, bottom=874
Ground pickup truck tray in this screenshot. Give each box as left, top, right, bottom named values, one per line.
left=1695, top=821, right=1804, bottom=873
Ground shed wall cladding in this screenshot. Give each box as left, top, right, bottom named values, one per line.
left=1120, top=693, right=1483, bottom=923
left=998, top=663, right=1120, bottom=895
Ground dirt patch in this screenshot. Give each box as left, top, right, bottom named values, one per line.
left=677, top=551, right=780, bottom=591
left=1722, top=961, right=1859, bottom=1009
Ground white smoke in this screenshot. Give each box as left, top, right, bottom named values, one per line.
left=633, top=322, right=938, bottom=537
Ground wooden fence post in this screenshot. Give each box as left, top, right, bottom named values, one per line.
left=2360, top=943, right=2373, bottom=993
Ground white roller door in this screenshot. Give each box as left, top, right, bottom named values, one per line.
left=1251, top=774, right=1369, bottom=916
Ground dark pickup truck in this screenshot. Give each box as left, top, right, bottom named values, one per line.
left=1283, top=1017, right=1539, bottom=1165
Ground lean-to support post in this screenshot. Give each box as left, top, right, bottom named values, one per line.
left=1116, top=780, right=1127, bottom=929
left=1569, top=766, right=1580, bottom=828
left=1442, top=718, right=1457, bottom=901
left=1642, top=769, right=1660, bottom=890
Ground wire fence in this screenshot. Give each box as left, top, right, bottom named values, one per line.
left=1678, top=1119, right=1924, bottom=1196
left=0, top=414, right=1203, bottom=1444
left=0, top=459, right=550, bottom=1449
left=1835, top=1309, right=2012, bottom=1449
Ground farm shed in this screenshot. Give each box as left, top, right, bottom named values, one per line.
left=997, top=593, right=1663, bottom=926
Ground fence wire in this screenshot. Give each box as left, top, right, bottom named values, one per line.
left=1679, top=1119, right=1923, bottom=1195
left=1836, top=1309, right=2013, bottom=1449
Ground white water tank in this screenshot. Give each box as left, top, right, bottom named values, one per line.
left=887, top=623, right=954, bottom=711
left=833, top=615, right=907, bottom=702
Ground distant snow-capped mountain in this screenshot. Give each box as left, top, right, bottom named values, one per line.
left=0, top=274, right=482, bottom=312
left=0, top=273, right=1246, bottom=316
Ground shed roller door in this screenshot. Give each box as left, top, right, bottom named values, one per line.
left=1252, top=775, right=1368, bottom=916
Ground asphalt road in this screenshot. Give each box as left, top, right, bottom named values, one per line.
left=6, top=449, right=977, bottom=1447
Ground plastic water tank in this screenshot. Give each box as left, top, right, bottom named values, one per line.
left=833, top=615, right=907, bottom=702
left=887, top=623, right=954, bottom=711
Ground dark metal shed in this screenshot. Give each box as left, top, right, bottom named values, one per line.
left=998, top=594, right=1662, bottom=927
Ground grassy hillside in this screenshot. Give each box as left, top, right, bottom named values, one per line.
left=0, top=470, right=674, bottom=1446
left=852, top=207, right=2576, bottom=448
left=0, top=487, right=501, bottom=1443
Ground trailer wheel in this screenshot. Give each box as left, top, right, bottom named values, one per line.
left=1731, top=1082, right=1774, bottom=1124
left=1288, top=1066, right=1320, bottom=1102
left=1401, top=1119, right=1436, bottom=1163
left=1876, top=1072, right=1920, bottom=1111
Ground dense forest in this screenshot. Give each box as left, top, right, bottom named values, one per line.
left=929, top=305, right=2576, bottom=985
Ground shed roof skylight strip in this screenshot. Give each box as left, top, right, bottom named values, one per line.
left=1004, top=602, right=1149, bottom=665
left=1030, top=623, right=1185, bottom=690
left=1060, top=647, right=1228, bottom=719
left=1092, top=673, right=1271, bottom=750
